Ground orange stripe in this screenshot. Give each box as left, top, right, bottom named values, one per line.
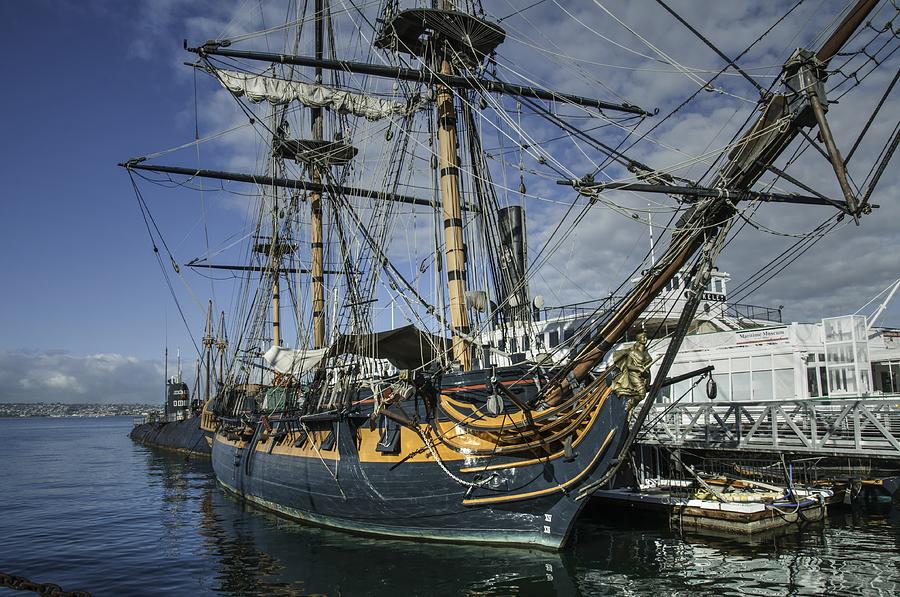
left=461, top=428, right=617, bottom=506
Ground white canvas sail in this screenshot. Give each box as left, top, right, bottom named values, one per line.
left=214, top=68, right=426, bottom=121
left=262, top=345, right=328, bottom=374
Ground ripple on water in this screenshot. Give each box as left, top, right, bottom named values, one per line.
left=1, top=417, right=899, bottom=596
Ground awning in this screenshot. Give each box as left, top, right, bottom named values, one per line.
left=330, top=324, right=448, bottom=370
left=262, top=325, right=448, bottom=374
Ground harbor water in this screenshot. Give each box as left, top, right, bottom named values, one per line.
left=1, top=417, right=898, bottom=596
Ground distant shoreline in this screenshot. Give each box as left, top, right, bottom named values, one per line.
left=0, top=403, right=159, bottom=418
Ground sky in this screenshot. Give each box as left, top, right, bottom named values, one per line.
left=0, top=0, right=897, bottom=403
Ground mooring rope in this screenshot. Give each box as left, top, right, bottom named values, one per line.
left=0, top=571, right=92, bottom=597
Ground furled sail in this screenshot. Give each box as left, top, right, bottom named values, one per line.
left=213, top=68, right=426, bottom=121
left=263, top=345, right=328, bottom=374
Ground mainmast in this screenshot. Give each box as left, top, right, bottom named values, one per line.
left=310, top=0, right=326, bottom=349
left=435, top=0, right=471, bottom=370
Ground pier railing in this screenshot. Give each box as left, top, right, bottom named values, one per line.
left=639, top=396, right=900, bottom=459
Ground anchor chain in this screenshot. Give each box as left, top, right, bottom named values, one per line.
left=0, top=572, right=93, bottom=597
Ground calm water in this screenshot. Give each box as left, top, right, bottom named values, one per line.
left=1, top=417, right=898, bottom=596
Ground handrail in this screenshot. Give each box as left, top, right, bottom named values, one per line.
left=640, top=395, right=900, bottom=459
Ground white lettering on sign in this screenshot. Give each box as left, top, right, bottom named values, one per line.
left=171, top=400, right=187, bottom=407
left=173, top=390, right=187, bottom=396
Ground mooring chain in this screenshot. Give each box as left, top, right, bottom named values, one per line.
left=0, top=572, right=92, bottom=597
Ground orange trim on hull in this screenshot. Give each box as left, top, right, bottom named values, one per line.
left=461, top=428, right=617, bottom=506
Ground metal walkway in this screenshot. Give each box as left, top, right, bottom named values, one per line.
left=640, top=396, right=900, bottom=460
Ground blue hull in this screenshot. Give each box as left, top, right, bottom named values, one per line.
left=211, top=388, right=626, bottom=549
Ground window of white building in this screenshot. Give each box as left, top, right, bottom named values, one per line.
left=823, top=315, right=871, bottom=396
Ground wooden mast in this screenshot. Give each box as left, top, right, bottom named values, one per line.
left=436, top=0, right=471, bottom=370
left=202, top=300, right=214, bottom=402
left=310, top=0, right=327, bottom=348
left=216, top=310, right=227, bottom=383
left=271, top=258, right=282, bottom=346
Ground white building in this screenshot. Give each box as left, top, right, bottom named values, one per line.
left=479, top=267, right=900, bottom=403
left=658, top=316, right=899, bottom=403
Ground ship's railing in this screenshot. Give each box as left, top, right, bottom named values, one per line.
left=722, top=302, right=783, bottom=323
left=537, top=296, right=782, bottom=324
left=639, top=396, right=900, bottom=459
left=538, top=295, right=625, bottom=322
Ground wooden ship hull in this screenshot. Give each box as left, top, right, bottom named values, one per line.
left=210, top=369, right=626, bottom=549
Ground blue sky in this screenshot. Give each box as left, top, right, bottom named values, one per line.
left=0, top=2, right=194, bottom=358
left=1, top=0, right=897, bottom=402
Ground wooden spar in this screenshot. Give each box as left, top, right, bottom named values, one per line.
left=559, top=179, right=860, bottom=210
left=272, top=261, right=282, bottom=346
left=806, top=88, right=859, bottom=222
left=311, top=0, right=326, bottom=349
left=203, top=300, right=214, bottom=401
left=542, top=0, right=880, bottom=406
left=185, top=261, right=343, bottom=274
left=436, top=0, right=471, bottom=371
left=216, top=311, right=227, bottom=384
left=254, top=241, right=295, bottom=346
left=815, top=0, right=880, bottom=61
left=119, top=162, right=473, bottom=211
left=187, top=48, right=650, bottom=116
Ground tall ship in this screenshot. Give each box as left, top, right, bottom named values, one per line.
left=122, top=0, right=897, bottom=548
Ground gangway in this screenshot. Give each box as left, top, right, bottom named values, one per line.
left=640, top=396, right=900, bottom=460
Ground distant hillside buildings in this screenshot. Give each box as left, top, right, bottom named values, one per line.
left=0, top=403, right=158, bottom=418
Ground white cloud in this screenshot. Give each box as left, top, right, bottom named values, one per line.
left=1, top=350, right=169, bottom=404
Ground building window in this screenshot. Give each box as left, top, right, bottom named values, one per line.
left=548, top=329, right=559, bottom=347
left=732, top=372, right=750, bottom=401
left=752, top=370, right=774, bottom=400
left=774, top=369, right=793, bottom=399
left=713, top=373, right=730, bottom=400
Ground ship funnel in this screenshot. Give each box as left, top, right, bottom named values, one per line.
left=497, top=206, right=530, bottom=321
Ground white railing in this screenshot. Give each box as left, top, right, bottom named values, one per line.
left=640, top=396, right=900, bottom=459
